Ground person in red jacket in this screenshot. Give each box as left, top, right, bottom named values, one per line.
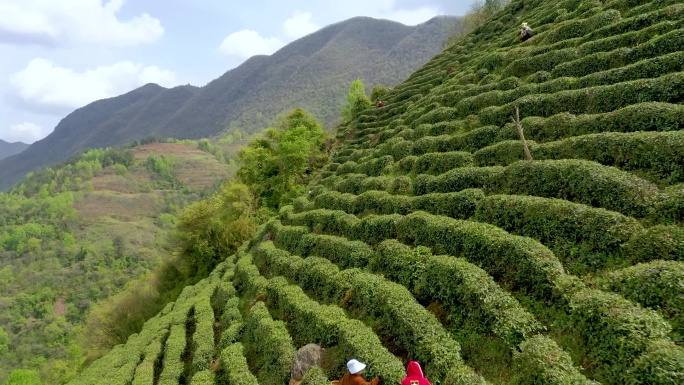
left=401, top=361, right=431, bottom=385
left=376, top=99, right=384, bottom=108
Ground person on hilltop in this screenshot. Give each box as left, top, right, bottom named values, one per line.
left=376, top=99, right=384, bottom=108
left=337, top=359, right=381, bottom=385
left=519, top=22, right=532, bottom=42
left=402, top=361, right=431, bottom=385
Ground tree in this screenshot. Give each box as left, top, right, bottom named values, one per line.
left=7, top=369, right=42, bottom=385
left=238, top=108, right=327, bottom=209
left=341, top=79, right=371, bottom=122
left=445, top=0, right=510, bottom=46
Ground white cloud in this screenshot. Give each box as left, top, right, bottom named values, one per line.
left=0, top=0, right=163, bottom=47
left=6, top=122, right=47, bottom=143
left=283, top=11, right=320, bottom=39
left=218, top=29, right=284, bottom=60
left=9, top=58, right=177, bottom=113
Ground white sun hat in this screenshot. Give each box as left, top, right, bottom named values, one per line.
left=347, top=359, right=367, bottom=374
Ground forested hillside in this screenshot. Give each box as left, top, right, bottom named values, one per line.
left=0, top=137, right=242, bottom=384
left=67, top=0, right=684, bottom=384
left=0, top=16, right=459, bottom=192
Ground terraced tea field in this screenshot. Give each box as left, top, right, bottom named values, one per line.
left=69, top=0, right=684, bottom=383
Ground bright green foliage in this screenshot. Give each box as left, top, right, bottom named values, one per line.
left=513, top=335, right=597, bottom=385
left=6, top=370, right=42, bottom=385
left=242, top=302, right=296, bottom=385
left=341, top=79, right=371, bottom=122
left=218, top=343, right=259, bottom=385
left=237, top=108, right=327, bottom=209
left=301, top=366, right=328, bottom=385
left=603, top=261, right=684, bottom=340
left=189, top=370, right=215, bottom=385
left=173, top=181, right=257, bottom=278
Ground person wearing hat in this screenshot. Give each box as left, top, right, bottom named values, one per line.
left=519, top=22, right=532, bottom=41
left=340, top=359, right=380, bottom=385
left=401, top=361, right=431, bottom=385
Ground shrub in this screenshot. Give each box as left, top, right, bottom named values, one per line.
left=411, top=189, right=485, bottom=219
left=629, top=339, right=684, bottom=385
left=301, top=366, right=329, bottom=385
left=158, top=323, right=186, bottom=385
left=475, top=195, right=644, bottom=273
left=192, top=298, right=215, bottom=373
left=413, top=167, right=504, bottom=195
left=395, top=212, right=565, bottom=301
left=479, top=73, right=684, bottom=127
left=264, top=279, right=405, bottom=383
left=501, top=103, right=684, bottom=143
left=513, top=335, right=596, bottom=385
left=344, top=271, right=470, bottom=382
left=623, top=225, right=684, bottom=263
left=242, top=301, right=296, bottom=385
left=651, top=185, right=684, bottom=224
left=218, top=343, right=259, bottom=385
left=603, top=260, right=684, bottom=339
left=501, top=160, right=658, bottom=217
left=190, top=370, right=215, bottom=385
left=568, top=289, right=672, bottom=383
left=413, top=151, right=475, bottom=175
left=477, top=131, right=684, bottom=183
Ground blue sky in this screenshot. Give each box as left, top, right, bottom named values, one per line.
left=0, top=0, right=474, bottom=143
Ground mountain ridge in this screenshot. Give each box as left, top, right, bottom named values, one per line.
left=0, top=16, right=460, bottom=191
left=0, top=139, right=29, bottom=160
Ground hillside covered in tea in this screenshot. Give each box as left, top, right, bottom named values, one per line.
left=68, top=0, right=684, bottom=384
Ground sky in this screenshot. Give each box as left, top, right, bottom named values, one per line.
left=0, top=0, right=475, bottom=144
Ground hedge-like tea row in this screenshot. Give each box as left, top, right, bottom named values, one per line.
left=651, top=185, right=684, bottom=225
left=394, top=212, right=567, bottom=301
left=552, top=29, right=684, bottom=78
left=191, top=297, right=215, bottom=373
left=513, top=335, right=597, bottom=385
left=479, top=72, right=684, bottom=127
left=313, top=189, right=484, bottom=219
left=474, top=131, right=684, bottom=183
left=540, top=9, right=622, bottom=45
left=242, top=301, right=296, bottom=385
left=254, top=241, right=472, bottom=382
left=568, top=289, right=675, bottom=383
left=263, top=278, right=407, bottom=384
left=474, top=195, right=643, bottom=273
left=412, top=160, right=657, bottom=217
left=131, top=339, right=165, bottom=385
left=603, top=260, right=684, bottom=338
left=499, top=102, right=684, bottom=143
left=158, top=323, right=186, bottom=385
left=284, top=208, right=567, bottom=301
left=233, top=254, right=268, bottom=299
left=623, top=225, right=684, bottom=263
left=301, top=366, right=328, bottom=385
left=374, top=240, right=541, bottom=346
left=189, top=370, right=215, bottom=385
left=218, top=343, right=259, bottom=385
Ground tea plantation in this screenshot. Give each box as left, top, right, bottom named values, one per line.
left=68, top=0, right=684, bottom=383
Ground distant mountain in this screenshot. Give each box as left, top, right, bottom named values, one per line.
left=0, top=139, right=29, bottom=160
left=0, top=16, right=460, bottom=190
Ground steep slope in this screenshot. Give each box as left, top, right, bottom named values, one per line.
left=0, top=16, right=458, bottom=191
left=69, top=0, right=684, bottom=384
left=0, top=140, right=237, bottom=383
left=0, top=139, right=29, bottom=160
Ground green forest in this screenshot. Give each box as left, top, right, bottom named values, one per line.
left=0, top=134, right=251, bottom=383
